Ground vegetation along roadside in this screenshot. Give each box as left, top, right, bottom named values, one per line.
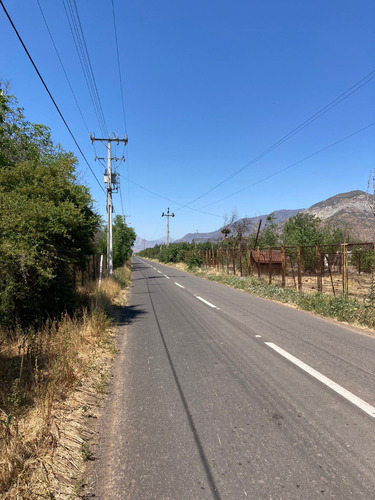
left=142, top=256, right=375, bottom=333
left=0, top=83, right=136, bottom=498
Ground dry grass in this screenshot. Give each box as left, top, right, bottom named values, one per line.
left=0, top=264, right=131, bottom=499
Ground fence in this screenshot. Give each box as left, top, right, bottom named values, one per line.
left=200, top=242, right=375, bottom=300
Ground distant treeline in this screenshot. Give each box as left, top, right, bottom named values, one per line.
left=138, top=212, right=350, bottom=270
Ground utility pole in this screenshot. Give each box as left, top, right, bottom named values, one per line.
left=162, top=208, right=175, bottom=247
left=90, top=134, right=128, bottom=276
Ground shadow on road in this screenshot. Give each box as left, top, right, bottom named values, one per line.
left=113, top=304, right=147, bottom=327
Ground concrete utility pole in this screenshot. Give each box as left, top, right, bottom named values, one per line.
left=162, top=208, right=175, bottom=247
left=90, top=134, right=128, bottom=276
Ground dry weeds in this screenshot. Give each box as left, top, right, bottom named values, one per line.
left=0, top=264, right=131, bottom=499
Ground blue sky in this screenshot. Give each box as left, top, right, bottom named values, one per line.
left=1, top=0, right=374, bottom=241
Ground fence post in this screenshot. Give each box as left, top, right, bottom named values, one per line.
left=232, top=249, right=236, bottom=275
left=297, top=246, right=302, bottom=291
left=268, top=247, right=272, bottom=284
left=281, top=246, right=286, bottom=287
left=239, top=245, right=243, bottom=277
left=248, top=249, right=253, bottom=276
left=341, top=243, right=348, bottom=296
left=257, top=247, right=261, bottom=278
left=316, top=246, right=323, bottom=292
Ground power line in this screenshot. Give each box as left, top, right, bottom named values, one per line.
left=175, top=69, right=375, bottom=212
left=195, top=122, right=375, bottom=210
left=120, top=174, right=222, bottom=218
left=63, top=0, right=108, bottom=137
left=111, top=0, right=127, bottom=135
left=0, top=0, right=105, bottom=194
left=36, top=0, right=91, bottom=134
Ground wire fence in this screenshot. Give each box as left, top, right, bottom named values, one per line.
left=200, top=242, right=375, bottom=300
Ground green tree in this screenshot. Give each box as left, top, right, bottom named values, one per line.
left=0, top=83, right=101, bottom=329
left=281, top=213, right=323, bottom=271
left=112, top=216, right=136, bottom=268
left=258, top=213, right=279, bottom=248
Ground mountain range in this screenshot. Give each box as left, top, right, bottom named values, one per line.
left=132, top=190, right=375, bottom=251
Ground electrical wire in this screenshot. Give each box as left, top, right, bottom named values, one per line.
left=63, top=0, right=108, bottom=137
left=111, top=0, right=127, bottom=135
left=111, top=0, right=131, bottom=219
left=36, top=0, right=91, bottom=135
left=175, top=69, right=375, bottom=212
left=193, top=122, right=375, bottom=210
left=119, top=174, right=222, bottom=218
left=0, top=0, right=105, bottom=194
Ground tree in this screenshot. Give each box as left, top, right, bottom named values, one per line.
left=281, top=213, right=323, bottom=271
left=112, top=216, right=136, bottom=269
left=281, top=213, right=347, bottom=272
left=0, top=83, right=101, bottom=329
left=257, top=213, right=279, bottom=248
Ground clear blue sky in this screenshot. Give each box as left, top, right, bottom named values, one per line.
left=1, top=0, right=374, bottom=241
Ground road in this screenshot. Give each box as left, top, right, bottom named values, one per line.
left=90, top=257, right=375, bottom=499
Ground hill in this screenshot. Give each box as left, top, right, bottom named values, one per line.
left=175, top=209, right=303, bottom=243
left=134, top=190, right=375, bottom=251
left=305, top=190, right=375, bottom=241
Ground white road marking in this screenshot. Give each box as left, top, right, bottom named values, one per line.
left=255, top=335, right=262, bottom=338
left=265, top=342, right=375, bottom=418
left=164, top=275, right=170, bottom=279
left=174, top=282, right=185, bottom=289
left=157, top=270, right=162, bottom=274
left=195, top=295, right=220, bottom=310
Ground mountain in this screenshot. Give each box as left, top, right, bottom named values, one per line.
left=305, top=190, right=375, bottom=241
left=175, top=209, right=303, bottom=243
left=135, top=191, right=375, bottom=251
left=132, top=236, right=174, bottom=253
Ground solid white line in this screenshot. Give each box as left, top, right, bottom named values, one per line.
left=265, top=342, right=375, bottom=418
left=195, top=295, right=220, bottom=310
left=164, top=275, right=170, bottom=279
left=174, top=282, right=185, bottom=288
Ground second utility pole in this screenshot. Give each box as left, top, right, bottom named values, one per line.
left=90, top=134, right=128, bottom=276
left=162, top=208, right=175, bottom=247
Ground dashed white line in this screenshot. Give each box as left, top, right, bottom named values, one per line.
left=164, top=275, right=170, bottom=279
left=255, top=335, right=262, bottom=338
left=174, top=282, right=185, bottom=289
left=157, top=270, right=162, bottom=274
left=265, top=342, right=375, bottom=418
left=195, top=295, right=220, bottom=310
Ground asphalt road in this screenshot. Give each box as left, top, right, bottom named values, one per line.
left=90, top=257, right=375, bottom=499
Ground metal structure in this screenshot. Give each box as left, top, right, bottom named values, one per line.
left=90, top=133, right=128, bottom=276
left=162, top=208, right=175, bottom=247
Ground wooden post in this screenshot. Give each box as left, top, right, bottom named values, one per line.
left=226, top=248, right=229, bottom=274
left=281, top=246, right=286, bottom=287
left=297, top=246, right=302, bottom=291
left=268, top=248, right=272, bottom=284
left=257, top=247, right=261, bottom=278
left=341, top=243, right=348, bottom=296
left=316, top=246, right=322, bottom=292
left=239, top=245, right=243, bottom=277
left=327, top=259, right=336, bottom=296
left=248, top=249, right=253, bottom=276
left=232, top=249, right=236, bottom=275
